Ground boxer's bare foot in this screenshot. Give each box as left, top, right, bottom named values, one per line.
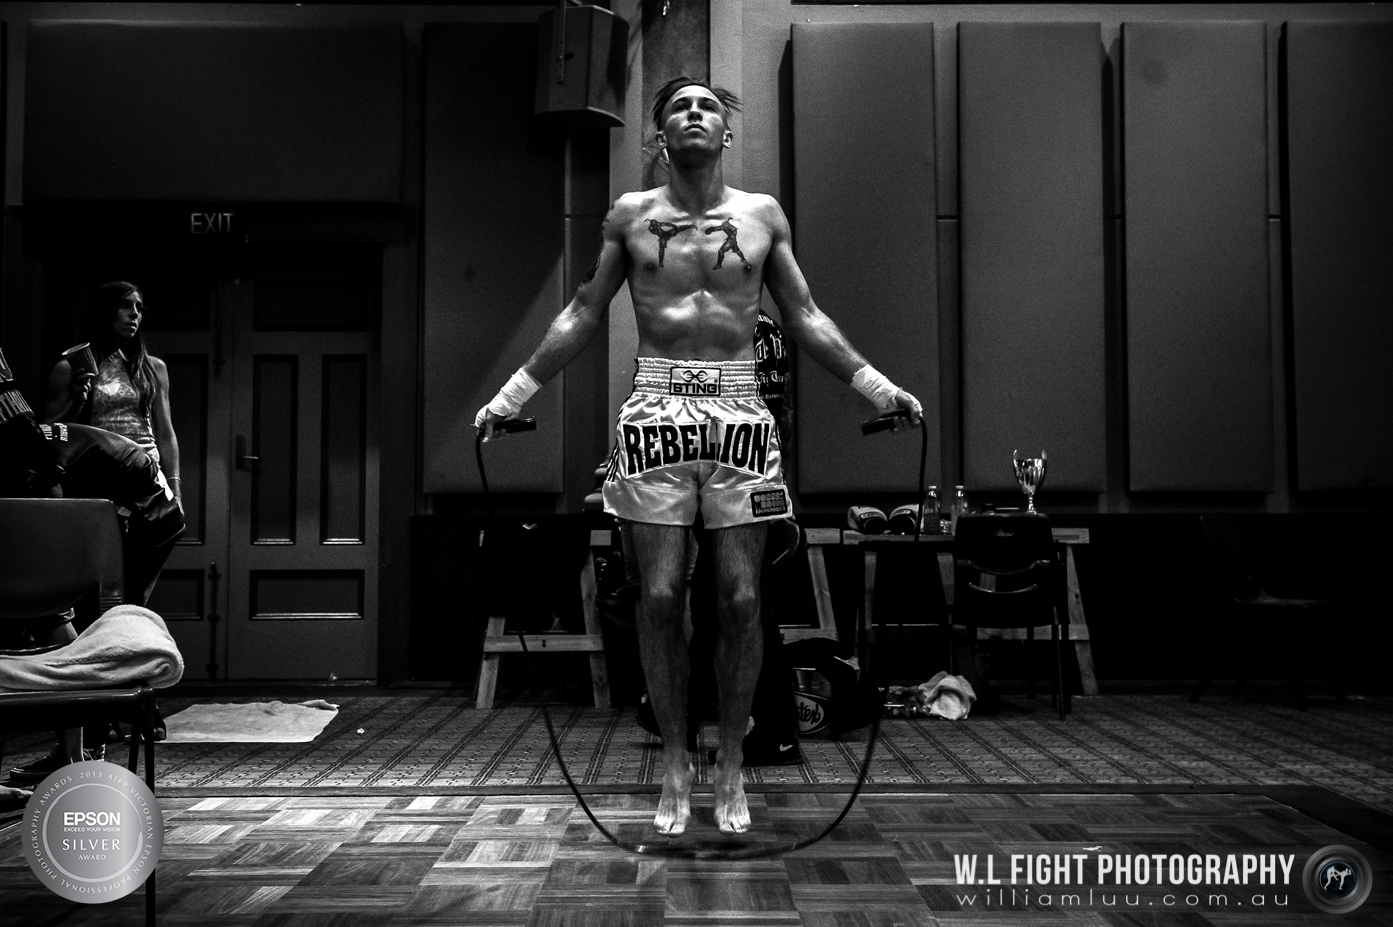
left=713, top=761, right=750, bottom=834
left=655, top=762, right=694, bottom=835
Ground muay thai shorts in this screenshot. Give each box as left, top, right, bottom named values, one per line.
left=602, top=358, right=792, bottom=529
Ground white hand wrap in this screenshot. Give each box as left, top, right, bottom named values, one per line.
left=474, top=367, right=542, bottom=429
left=851, top=364, right=904, bottom=412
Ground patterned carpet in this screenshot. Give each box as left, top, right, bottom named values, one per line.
left=15, top=691, right=1388, bottom=812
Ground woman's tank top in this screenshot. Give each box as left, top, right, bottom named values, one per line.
left=90, top=350, right=160, bottom=464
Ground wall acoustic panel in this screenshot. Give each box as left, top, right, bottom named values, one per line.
left=423, top=24, right=565, bottom=493
left=23, top=22, right=403, bottom=203
left=791, top=23, right=938, bottom=493
left=959, top=22, right=1106, bottom=492
left=1124, top=21, right=1272, bottom=492
left=1287, top=22, right=1393, bottom=490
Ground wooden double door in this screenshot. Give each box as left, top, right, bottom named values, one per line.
left=127, top=242, right=381, bottom=681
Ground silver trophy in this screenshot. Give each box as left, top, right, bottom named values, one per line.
left=1012, top=449, right=1047, bottom=514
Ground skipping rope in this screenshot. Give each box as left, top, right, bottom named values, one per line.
left=474, top=407, right=922, bottom=860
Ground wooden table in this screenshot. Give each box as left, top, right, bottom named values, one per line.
left=794, top=526, right=1098, bottom=695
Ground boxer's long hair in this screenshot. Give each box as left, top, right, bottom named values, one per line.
left=78, top=280, right=159, bottom=418
left=651, top=76, right=742, bottom=133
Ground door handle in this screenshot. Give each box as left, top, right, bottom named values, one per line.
left=235, top=435, right=260, bottom=470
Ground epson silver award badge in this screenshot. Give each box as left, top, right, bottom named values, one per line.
left=22, top=760, right=164, bottom=903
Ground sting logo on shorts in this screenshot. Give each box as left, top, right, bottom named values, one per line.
left=669, top=366, right=722, bottom=396
left=751, top=488, right=789, bottom=518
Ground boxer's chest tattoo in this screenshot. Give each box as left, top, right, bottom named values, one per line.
left=643, top=216, right=755, bottom=272
left=646, top=220, right=697, bottom=266
left=703, top=219, right=752, bottom=271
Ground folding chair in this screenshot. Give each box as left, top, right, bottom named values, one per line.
left=950, top=513, right=1069, bottom=719
left=0, top=498, right=160, bottom=925
left=1190, top=515, right=1333, bottom=709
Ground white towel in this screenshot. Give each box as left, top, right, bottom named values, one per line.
left=161, top=700, right=340, bottom=743
left=919, top=671, right=978, bottom=720
left=0, top=604, right=184, bottom=691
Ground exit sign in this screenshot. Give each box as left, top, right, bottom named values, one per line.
left=189, top=211, right=239, bottom=235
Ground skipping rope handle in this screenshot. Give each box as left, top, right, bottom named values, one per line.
left=860, top=408, right=915, bottom=435
left=493, top=416, right=538, bottom=435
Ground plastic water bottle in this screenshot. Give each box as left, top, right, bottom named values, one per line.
left=951, top=485, right=968, bottom=534
left=921, top=486, right=940, bottom=534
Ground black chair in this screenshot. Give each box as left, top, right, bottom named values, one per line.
left=1190, top=515, right=1332, bottom=710
left=950, top=513, right=1069, bottom=719
left=0, top=498, right=160, bottom=924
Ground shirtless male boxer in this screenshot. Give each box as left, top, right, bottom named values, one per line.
left=476, top=76, right=921, bottom=837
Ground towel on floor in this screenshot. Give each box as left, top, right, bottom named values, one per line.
left=0, top=604, right=183, bottom=691
left=920, top=671, right=977, bottom=720
left=161, top=700, right=340, bottom=743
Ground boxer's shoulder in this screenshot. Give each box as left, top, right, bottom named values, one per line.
left=613, top=190, right=660, bottom=218
left=720, top=192, right=788, bottom=242
left=605, top=192, right=652, bottom=236
left=721, top=189, right=781, bottom=221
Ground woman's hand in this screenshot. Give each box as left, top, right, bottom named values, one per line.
left=70, top=372, right=95, bottom=406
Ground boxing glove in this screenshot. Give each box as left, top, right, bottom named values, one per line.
left=846, top=505, right=887, bottom=535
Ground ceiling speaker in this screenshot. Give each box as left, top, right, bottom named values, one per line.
left=535, top=4, right=629, bottom=128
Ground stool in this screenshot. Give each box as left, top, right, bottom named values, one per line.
left=779, top=527, right=842, bottom=643
left=475, top=529, right=613, bottom=710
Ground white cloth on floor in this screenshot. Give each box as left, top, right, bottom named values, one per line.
left=161, top=700, right=339, bottom=743
left=919, top=671, right=977, bottom=720
left=0, top=604, right=184, bottom=691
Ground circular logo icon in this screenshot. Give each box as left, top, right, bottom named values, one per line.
left=1302, top=845, right=1372, bottom=914
left=793, top=692, right=830, bottom=736
left=22, top=761, right=163, bottom=903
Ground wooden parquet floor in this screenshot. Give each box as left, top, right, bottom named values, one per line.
left=2, top=693, right=1392, bottom=925
left=2, top=789, right=1391, bottom=926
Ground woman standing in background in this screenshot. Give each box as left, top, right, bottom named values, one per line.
left=44, top=280, right=182, bottom=518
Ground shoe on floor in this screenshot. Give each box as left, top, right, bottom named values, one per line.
left=707, top=738, right=804, bottom=768
left=7, top=747, right=106, bottom=785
